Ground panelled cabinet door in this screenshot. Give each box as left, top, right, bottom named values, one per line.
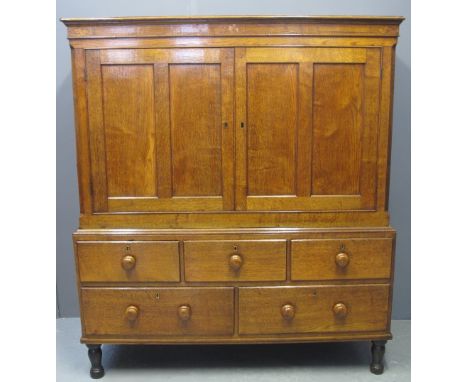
left=235, top=47, right=381, bottom=211
left=85, top=48, right=234, bottom=212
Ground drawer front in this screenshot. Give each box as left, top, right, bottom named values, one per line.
left=184, top=240, right=286, bottom=282
left=77, top=242, right=180, bottom=282
left=81, top=287, right=234, bottom=336
left=238, top=285, right=389, bottom=335
left=291, top=239, right=392, bottom=280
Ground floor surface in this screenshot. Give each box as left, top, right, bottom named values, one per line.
left=57, top=318, right=410, bottom=381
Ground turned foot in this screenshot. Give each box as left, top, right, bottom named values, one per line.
left=86, top=344, right=104, bottom=379
left=370, top=340, right=387, bottom=375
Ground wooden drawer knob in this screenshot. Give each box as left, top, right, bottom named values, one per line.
left=281, top=304, right=296, bottom=320
left=333, top=302, right=348, bottom=319
left=121, top=255, right=136, bottom=270
left=335, top=252, right=349, bottom=268
left=125, top=305, right=139, bottom=321
left=178, top=305, right=192, bottom=321
left=229, top=254, right=243, bottom=271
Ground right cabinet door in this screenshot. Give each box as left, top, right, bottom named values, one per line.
left=235, top=48, right=382, bottom=211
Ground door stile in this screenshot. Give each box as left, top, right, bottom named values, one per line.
left=359, top=48, right=382, bottom=209
left=235, top=48, right=247, bottom=211
left=220, top=49, right=235, bottom=210
left=85, top=50, right=108, bottom=212
left=153, top=63, right=172, bottom=199
left=296, top=63, right=314, bottom=197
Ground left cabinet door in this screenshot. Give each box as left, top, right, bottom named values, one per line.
left=85, top=48, right=234, bottom=212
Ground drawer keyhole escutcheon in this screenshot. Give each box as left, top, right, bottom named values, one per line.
left=125, top=305, right=139, bottom=322
left=281, top=304, right=296, bottom=320
left=229, top=254, right=243, bottom=271
left=121, top=255, right=136, bottom=270
left=178, top=305, right=192, bottom=321
left=333, top=302, right=348, bottom=319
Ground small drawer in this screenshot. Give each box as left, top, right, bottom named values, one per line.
left=291, top=239, right=393, bottom=281
left=81, top=287, right=234, bottom=336
left=77, top=241, right=180, bottom=282
left=184, top=240, right=286, bottom=282
left=238, top=285, right=389, bottom=335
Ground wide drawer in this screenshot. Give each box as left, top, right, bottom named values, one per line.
left=184, top=240, right=286, bottom=281
left=81, top=287, right=234, bottom=336
left=77, top=241, right=180, bottom=282
left=291, top=239, right=393, bottom=280
left=238, top=285, right=389, bottom=335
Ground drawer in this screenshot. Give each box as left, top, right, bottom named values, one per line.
left=184, top=240, right=286, bottom=282
left=238, top=285, right=389, bottom=335
left=81, top=287, right=234, bottom=336
left=291, top=239, right=392, bottom=280
left=77, top=241, right=180, bottom=282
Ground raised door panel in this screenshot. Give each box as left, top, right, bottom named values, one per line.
left=246, top=64, right=298, bottom=196
left=235, top=47, right=381, bottom=211
left=86, top=48, right=234, bottom=212
left=312, top=64, right=363, bottom=195
left=170, top=65, right=222, bottom=197
left=101, top=65, right=157, bottom=197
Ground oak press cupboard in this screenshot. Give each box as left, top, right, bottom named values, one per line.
left=61, top=15, right=404, bottom=378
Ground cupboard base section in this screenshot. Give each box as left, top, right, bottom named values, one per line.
left=76, top=227, right=395, bottom=378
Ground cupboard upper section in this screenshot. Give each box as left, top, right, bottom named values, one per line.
left=63, top=17, right=402, bottom=222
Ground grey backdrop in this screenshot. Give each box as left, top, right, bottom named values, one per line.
left=57, top=0, right=410, bottom=319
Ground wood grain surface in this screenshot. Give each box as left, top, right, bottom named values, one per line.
left=238, top=284, right=389, bottom=335
left=82, top=287, right=234, bottom=336
left=184, top=240, right=286, bottom=281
